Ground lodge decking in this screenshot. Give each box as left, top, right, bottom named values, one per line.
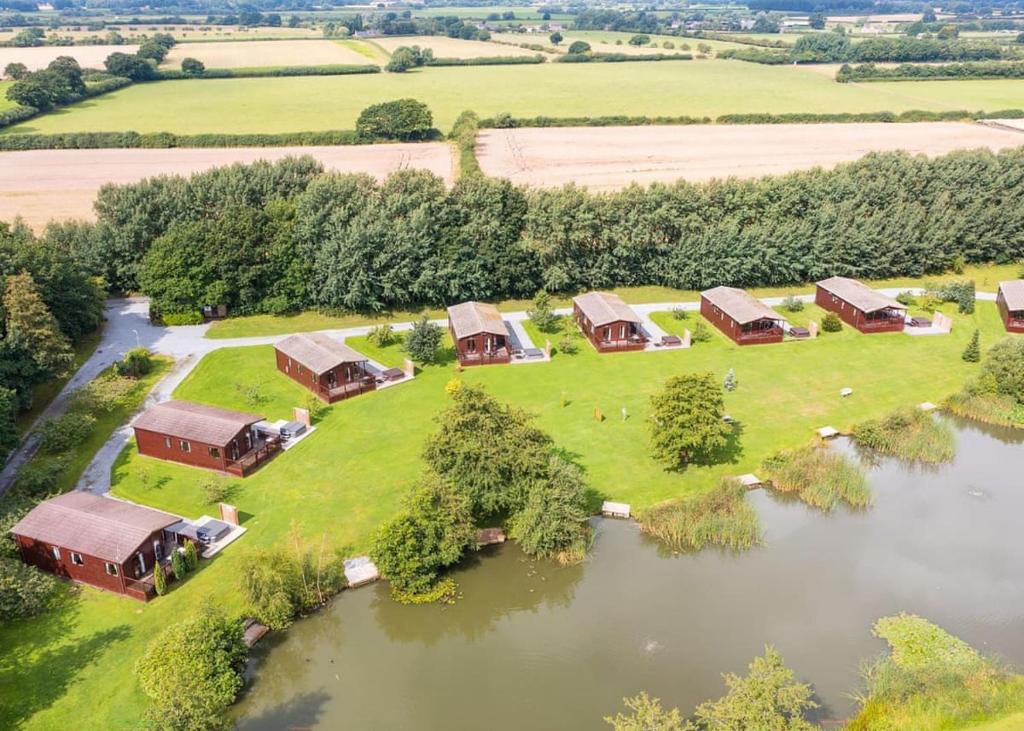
left=275, top=332, right=377, bottom=403
left=700, top=286, right=785, bottom=345
left=573, top=292, right=648, bottom=352
left=997, top=280, right=1024, bottom=333
left=816, top=277, right=907, bottom=333
left=133, top=400, right=275, bottom=477
left=448, top=301, right=512, bottom=366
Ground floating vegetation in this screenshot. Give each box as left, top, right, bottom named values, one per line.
left=762, top=442, right=871, bottom=511
left=853, top=408, right=955, bottom=464
left=638, top=478, right=761, bottom=553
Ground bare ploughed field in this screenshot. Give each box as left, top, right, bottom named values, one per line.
left=0, top=45, right=139, bottom=71
left=0, top=144, right=454, bottom=229
left=476, top=122, right=1024, bottom=190
left=371, top=35, right=543, bottom=58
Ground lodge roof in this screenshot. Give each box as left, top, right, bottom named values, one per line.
left=573, top=292, right=641, bottom=327
left=10, top=492, right=180, bottom=564
left=817, top=276, right=905, bottom=313
left=1000, top=280, right=1024, bottom=311
left=275, top=332, right=367, bottom=374
left=447, top=301, right=507, bottom=339
left=132, top=400, right=264, bottom=447
left=701, top=286, right=783, bottom=325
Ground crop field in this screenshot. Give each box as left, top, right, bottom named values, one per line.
left=477, top=122, right=1024, bottom=189
left=0, top=44, right=139, bottom=72
left=371, top=34, right=545, bottom=58
left=546, top=29, right=753, bottom=53
left=159, top=39, right=375, bottom=69
left=9, top=60, right=1024, bottom=136
left=0, top=144, right=454, bottom=230
left=0, top=25, right=321, bottom=44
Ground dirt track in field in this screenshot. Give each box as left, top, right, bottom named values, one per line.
left=476, top=122, right=1024, bottom=190
left=0, top=144, right=454, bottom=230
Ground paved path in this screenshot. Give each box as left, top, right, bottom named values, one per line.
left=0, top=286, right=990, bottom=496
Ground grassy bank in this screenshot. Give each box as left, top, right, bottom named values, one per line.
left=762, top=441, right=871, bottom=510
left=7, top=60, right=1024, bottom=135
left=854, top=407, right=957, bottom=464
left=203, top=263, right=1021, bottom=339
left=0, top=295, right=1017, bottom=729
left=638, top=478, right=761, bottom=552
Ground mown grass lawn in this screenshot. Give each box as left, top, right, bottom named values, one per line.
left=204, top=263, right=1021, bottom=339
left=0, top=295, right=1018, bottom=730
left=8, top=59, right=1024, bottom=135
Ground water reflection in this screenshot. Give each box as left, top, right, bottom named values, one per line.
left=236, top=417, right=1024, bottom=730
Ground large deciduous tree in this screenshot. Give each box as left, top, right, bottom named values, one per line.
left=355, top=98, right=433, bottom=141
left=648, top=372, right=732, bottom=468
left=3, top=271, right=73, bottom=378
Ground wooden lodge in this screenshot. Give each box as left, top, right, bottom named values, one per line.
left=447, top=301, right=510, bottom=367
left=700, top=286, right=785, bottom=345
left=10, top=492, right=183, bottom=601
left=572, top=292, right=647, bottom=352
left=815, top=276, right=906, bottom=333
left=275, top=332, right=376, bottom=403
left=133, top=400, right=276, bottom=478
left=997, top=280, right=1024, bottom=333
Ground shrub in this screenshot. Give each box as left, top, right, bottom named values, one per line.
left=72, top=374, right=137, bottom=413
left=153, top=564, right=167, bottom=596
left=171, top=549, right=187, bottom=581
left=355, top=98, right=433, bottom=141
left=405, top=315, right=443, bottom=363
left=821, top=312, right=843, bottom=332
left=449, top=109, right=481, bottom=177
left=508, top=455, right=591, bottom=564
left=367, top=324, right=395, bottom=347
left=567, top=40, right=591, bottom=54
left=135, top=606, right=248, bottom=731
left=114, top=347, right=152, bottom=378
left=723, top=368, right=737, bottom=392
left=557, top=334, right=579, bottom=355
left=896, top=291, right=918, bottom=306
left=183, top=541, right=198, bottom=572
left=0, top=557, right=59, bottom=621
left=782, top=294, right=804, bottom=312
left=160, top=311, right=203, bottom=325
left=38, top=411, right=95, bottom=453
left=691, top=321, right=713, bottom=342
left=0, top=386, right=18, bottom=466
left=670, top=307, right=689, bottom=320
left=981, top=337, right=1024, bottom=403
left=639, top=478, right=760, bottom=552
left=201, top=476, right=231, bottom=505
left=13, top=458, right=67, bottom=499
left=605, top=692, right=683, bottom=730
left=962, top=329, right=980, bottom=363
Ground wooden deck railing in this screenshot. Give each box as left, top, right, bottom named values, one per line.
left=861, top=317, right=905, bottom=331
left=739, top=328, right=784, bottom=342
left=459, top=348, right=511, bottom=364
left=226, top=438, right=282, bottom=477
left=596, top=338, right=648, bottom=352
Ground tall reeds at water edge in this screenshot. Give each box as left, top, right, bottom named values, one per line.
left=762, top=442, right=871, bottom=511
left=854, top=408, right=955, bottom=464
left=638, top=478, right=760, bottom=553
left=944, top=391, right=1024, bottom=429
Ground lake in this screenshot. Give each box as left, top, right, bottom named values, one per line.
left=235, top=418, right=1024, bottom=730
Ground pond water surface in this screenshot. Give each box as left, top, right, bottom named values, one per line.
left=235, top=419, right=1024, bottom=730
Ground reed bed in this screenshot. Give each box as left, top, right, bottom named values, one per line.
left=853, top=407, right=956, bottom=464
left=944, top=391, right=1024, bottom=429
left=762, top=441, right=871, bottom=510
left=638, top=478, right=761, bottom=552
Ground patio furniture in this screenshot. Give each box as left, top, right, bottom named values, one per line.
left=380, top=367, right=405, bottom=381
left=661, top=335, right=682, bottom=347
left=789, top=326, right=810, bottom=338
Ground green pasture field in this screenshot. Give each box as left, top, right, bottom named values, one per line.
left=8, top=59, right=1024, bottom=135
left=0, top=82, right=15, bottom=112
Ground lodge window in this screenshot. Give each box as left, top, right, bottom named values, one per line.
left=466, top=338, right=477, bottom=353
left=71, top=553, right=84, bottom=566
left=164, top=437, right=172, bottom=449
left=50, top=546, right=60, bottom=560
left=209, top=447, right=220, bottom=459
left=619, top=324, right=626, bottom=339
left=180, top=440, right=191, bottom=453
left=154, top=540, right=164, bottom=561
left=602, top=326, right=611, bottom=341
left=104, top=562, right=118, bottom=577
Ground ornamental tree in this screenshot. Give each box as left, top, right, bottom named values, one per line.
left=648, top=372, right=731, bottom=468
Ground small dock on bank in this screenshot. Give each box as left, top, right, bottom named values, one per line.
left=343, top=556, right=380, bottom=588
left=601, top=501, right=631, bottom=519
left=475, top=528, right=506, bottom=546
left=243, top=618, right=269, bottom=648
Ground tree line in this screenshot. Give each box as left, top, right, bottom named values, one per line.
left=722, top=33, right=1009, bottom=64
left=47, top=147, right=1024, bottom=320
left=837, top=60, right=1024, bottom=82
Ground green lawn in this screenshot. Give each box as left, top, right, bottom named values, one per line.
left=1, top=293, right=1020, bottom=729
left=8, top=59, right=1024, bottom=135
left=205, top=263, right=1022, bottom=339
left=0, top=82, right=15, bottom=112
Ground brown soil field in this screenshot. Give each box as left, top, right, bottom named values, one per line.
left=160, top=39, right=371, bottom=68
left=371, top=35, right=543, bottom=58
left=0, top=45, right=139, bottom=72
left=0, top=144, right=454, bottom=230
left=476, top=122, right=1024, bottom=190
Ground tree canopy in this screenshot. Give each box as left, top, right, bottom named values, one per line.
left=648, top=372, right=732, bottom=468
left=355, top=98, right=434, bottom=141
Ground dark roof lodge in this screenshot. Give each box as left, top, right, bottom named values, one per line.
left=447, top=301, right=510, bottom=366
left=572, top=292, right=647, bottom=353
left=700, top=286, right=784, bottom=345
left=997, top=280, right=1024, bottom=333
left=274, top=332, right=375, bottom=402
left=816, top=277, right=906, bottom=333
